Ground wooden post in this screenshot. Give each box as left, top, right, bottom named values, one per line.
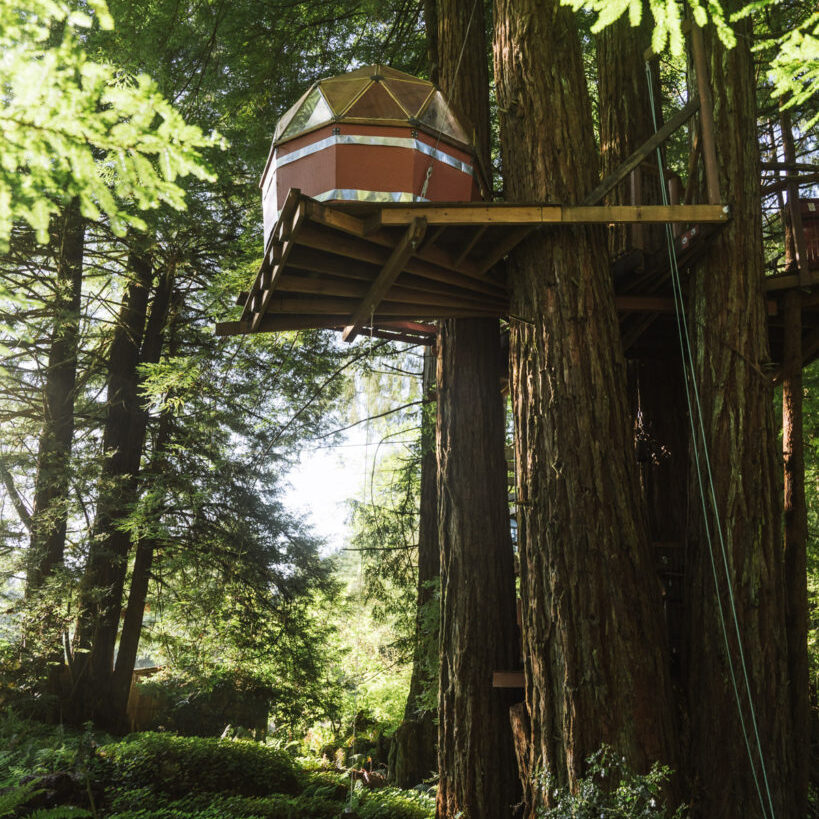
left=782, top=289, right=810, bottom=806
left=690, top=24, right=721, bottom=205
left=780, top=109, right=811, bottom=286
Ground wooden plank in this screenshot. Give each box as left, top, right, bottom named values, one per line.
left=268, top=294, right=499, bottom=319
left=251, top=203, right=306, bottom=332
left=277, top=271, right=506, bottom=311
left=765, top=272, right=819, bottom=292
left=285, top=248, right=503, bottom=301
left=361, top=328, right=435, bottom=345
left=296, top=223, right=507, bottom=298
left=310, top=198, right=485, bottom=279
left=581, top=98, right=700, bottom=206
left=476, top=226, right=535, bottom=274
left=344, top=219, right=428, bottom=341
left=454, top=224, right=487, bottom=267
left=376, top=203, right=729, bottom=226
left=492, top=671, right=525, bottom=688
left=690, top=24, right=721, bottom=205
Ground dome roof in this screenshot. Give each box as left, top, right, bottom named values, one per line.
left=272, top=64, right=473, bottom=150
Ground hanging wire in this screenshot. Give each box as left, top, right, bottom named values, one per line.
left=644, top=61, right=776, bottom=819
left=417, top=0, right=481, bottom=201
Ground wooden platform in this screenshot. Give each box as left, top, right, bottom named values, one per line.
left=216, top=190, right=732, bottom=345
left=216, top=191, right=819, bottom=366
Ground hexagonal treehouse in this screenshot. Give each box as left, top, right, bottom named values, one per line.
left=260, top=65, right=488, bottom=249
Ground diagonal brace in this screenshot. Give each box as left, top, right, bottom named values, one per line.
left=342, top=217, right=427, bottom=342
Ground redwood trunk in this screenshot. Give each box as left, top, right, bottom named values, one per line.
left=493, top=0, right=677, bottom=802
left=27, top=199, right=85, bottom=594
left=683, top=16, right=797, bottom=818
left=436, top=317, right=519, bottom=819
left=433, top=1, right=520, bottom=816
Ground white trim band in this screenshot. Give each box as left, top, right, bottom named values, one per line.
left=313, top=189, right=430, bottom=204
left=276, top=134, right=474, bottom=176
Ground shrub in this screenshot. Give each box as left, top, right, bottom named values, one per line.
left=356, top=786, right=435, bottom=819
left=95, top=733, right=299, bottom=798
left=107, top=790, right=342, bottom=818
left=535, top=746, right=685, bottom=819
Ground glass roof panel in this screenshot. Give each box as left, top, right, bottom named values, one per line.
left=279, top=87, right=334, bottom=141
left=418, top=90, right=470, bottom=145
left=383, top=78, right=433, bottom=117
left=319, top=77, right=370, bottom=116
left=345, top=81, right=407, bottom=120
left=273, top=86, right=312, bottom=142
left=377, top=65, right=423, bottom=81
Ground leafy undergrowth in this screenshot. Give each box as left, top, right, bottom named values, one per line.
left=0, top=716, right=435, bottom=819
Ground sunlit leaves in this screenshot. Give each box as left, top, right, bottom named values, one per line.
left=0, top=0, right=225, bottom=252
left=560, top=0, right=816, bottom=118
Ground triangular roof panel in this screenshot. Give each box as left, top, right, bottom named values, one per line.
left=383, top=78, right=434, bottom=117
left=279, top=87, right=333, bottom=141
left=345, top=81, right=407, bottom=120
left=320, top=77, right=370, bottom=116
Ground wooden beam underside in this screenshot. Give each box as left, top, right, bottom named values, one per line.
left=222, top=192, right=816, bottom=360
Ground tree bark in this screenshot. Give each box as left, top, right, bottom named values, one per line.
left=108, top=276, right=176, bottom=732
left=436, top=317, right=519, bottom=819
left=26, top=198, right=85, bottom=594
left=433, top=1, right=521, bottom=816
left=392, top=348, right=439, bottom=788
left=70, top=246, right=169, bottom=726
left=683, top=15, right=797, bottom=818
left=782, top=289, right=809, bottom=817
left=493, top=0, right=678, bottom=803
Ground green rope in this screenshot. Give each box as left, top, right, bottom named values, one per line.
left=644, top=62, right=776, bottom=819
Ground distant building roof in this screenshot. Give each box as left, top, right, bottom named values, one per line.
left=272, top=64, right=473, bottom=151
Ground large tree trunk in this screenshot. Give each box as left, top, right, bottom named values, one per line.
left=70, top=246, right=166, bottom=726
left=493, top=0, right=678, bottom=804
left=683, top=15, right=797, bottom=818
left=436, top=318, right=519, bottom=819
left=597, top=6, right=690, bottom=695
left=26, top=199, right=85, bottom=594
left=432, top=2, right=520, bottom=817
left=391, top=348, right=439, bottom=788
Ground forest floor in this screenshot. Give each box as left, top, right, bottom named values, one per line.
left=0, top=714, right=435, bottom=819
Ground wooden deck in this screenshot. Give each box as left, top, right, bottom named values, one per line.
left=216, top=190, right=818, bottom=365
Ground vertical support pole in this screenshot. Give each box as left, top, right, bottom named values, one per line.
left=690, top=24, right=721, bottom=205
left=629, top=166, right=644, bottom=250
left=780, top=108, right=811, bottom=285
left=782, top=289, right=810, bottom=810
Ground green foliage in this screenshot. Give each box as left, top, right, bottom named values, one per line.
left=108, top=790, right=341, bottom=819
left=0, top=781, right=44, bottom=816
left=0, top=0, right=222, bottom=252
left=535, top=746, right=685, bottom=819
left=95, top=732, right=299, bottom=798
left=356, top=786, right=435, bottom=819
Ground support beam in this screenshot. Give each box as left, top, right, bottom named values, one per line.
left=581, top=97, right=700, bottom=206
left=690, top=24, right=721, bottom=205
left=343, top=217, right=428, bottom=342
left=376, top=203, right=729, bottom=227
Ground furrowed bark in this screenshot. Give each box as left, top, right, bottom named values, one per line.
left=433, top=1, right=520, bottom=817
left=493, top=0, right=677, bottom=804
left=683, top=14, right=797, bottom=818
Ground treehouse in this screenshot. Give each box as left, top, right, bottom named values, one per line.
left=219, top=66, right=817, bottom=364
left=260, top=65, right=488, bottom=250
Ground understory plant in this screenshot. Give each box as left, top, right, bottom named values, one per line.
left=536, top=746, right=686, bottom=819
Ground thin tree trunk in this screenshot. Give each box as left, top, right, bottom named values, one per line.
left=683, top=14, right=797, bottom=818
left=106, top=275, right=176, bottom=733
left=782, top=290, right=808, bottom=818
left=392, top=348, right=439, bottom=787
left=433, top=1, right=520, bottom=816
left=70, top=244, right=156, bottom=724
left=26, top=199, right=84, bottom=594
left=493, top=0, right=678, bottom=804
